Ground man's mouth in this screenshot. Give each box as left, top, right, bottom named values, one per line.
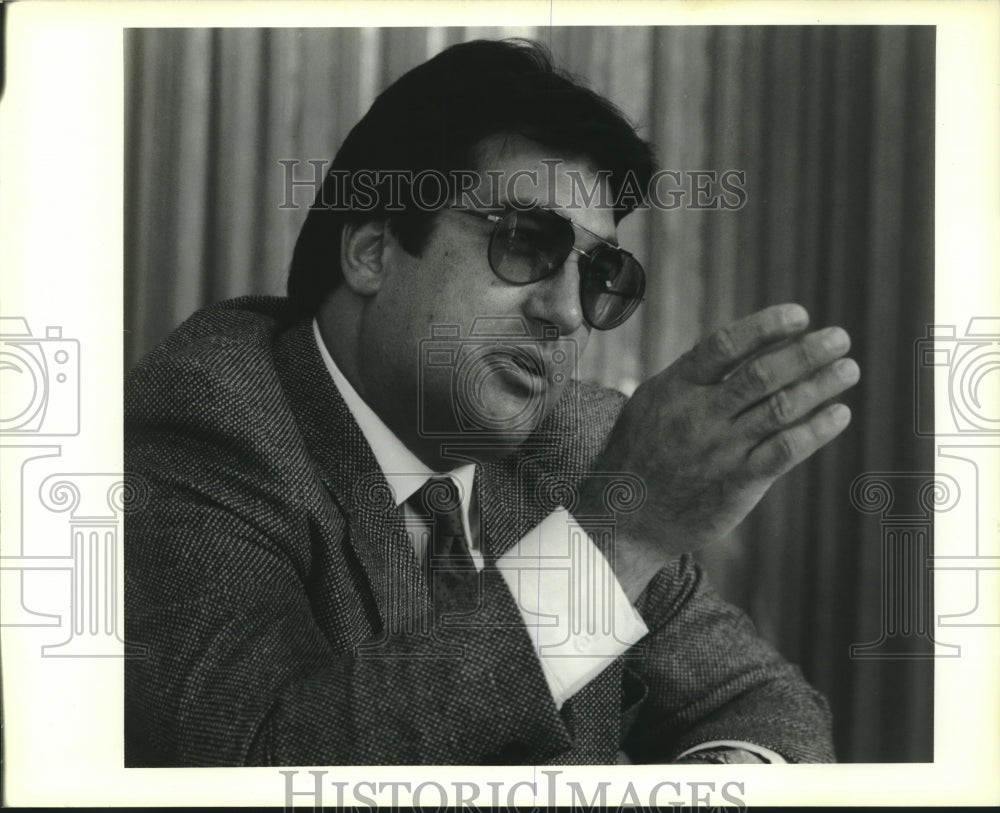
left=451, top=345, right=550, bottom=433
left=484, top=346, right=549, bottom=388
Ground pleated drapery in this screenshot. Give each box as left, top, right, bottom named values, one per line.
left=125, top=27, right=936, bottom=762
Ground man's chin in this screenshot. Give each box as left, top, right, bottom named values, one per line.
left=412, top=389, right=554, bottom=464
left=412, top=430, right=529, bottom=471
left=455, top=378, right=550, bottom=435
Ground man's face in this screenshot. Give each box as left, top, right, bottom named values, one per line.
left=358, top=135, right=618, bottom=467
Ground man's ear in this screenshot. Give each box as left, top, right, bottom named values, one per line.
left=339, top=219, right=387, bottom=296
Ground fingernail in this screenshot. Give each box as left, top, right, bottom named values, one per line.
left=784, top=305, right=809, bottom=329
left=831, top=404, right=851, bottom=426
left=823, top=327, right=849, bottom=352
left=835, top=358, right=860, bottom=383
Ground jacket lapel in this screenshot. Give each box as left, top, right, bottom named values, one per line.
left=479, top=449, right=557, bottom=561
left=478, top=385, right=585, bottom=561
left=272, top=317, right=430, bottom=632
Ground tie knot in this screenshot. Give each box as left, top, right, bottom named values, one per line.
left=411, top=477, right=467, bottom=544
left=413, top=477, right=463, bottom=518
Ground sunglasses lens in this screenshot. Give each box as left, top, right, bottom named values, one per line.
left=580, top=248, right=645, bottom=330
left=484, top=208, right=644, bottom=330
left=488, top=209, right=575, bottom=284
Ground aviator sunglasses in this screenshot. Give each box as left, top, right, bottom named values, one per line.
left=454, top=206, right=646, bottom=330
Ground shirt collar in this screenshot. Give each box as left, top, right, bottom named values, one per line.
left=311, top=319, right=476, bottom=527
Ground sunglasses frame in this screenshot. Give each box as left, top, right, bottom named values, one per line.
left=453, top=206, right=646, bottom=330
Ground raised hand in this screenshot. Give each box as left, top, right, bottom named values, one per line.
left=578, top=304, right=860, bottom=601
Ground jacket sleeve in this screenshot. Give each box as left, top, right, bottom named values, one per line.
left=124, top=354, right=571, bottom=767
left=621, top=555, right=835, bottom=763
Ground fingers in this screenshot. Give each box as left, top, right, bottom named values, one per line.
left=735, top=357, right=860, bottom=441
left=681, top=304, right=810, bottom=385
left=717, top=325, right=852, bottom=415
left=747, top=402, right=852, bottom=478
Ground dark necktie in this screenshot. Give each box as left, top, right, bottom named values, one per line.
left=410, top=477, right=478, bottom=621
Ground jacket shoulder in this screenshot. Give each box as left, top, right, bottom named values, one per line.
left=528, top=379, right=628, bottom=476
left=128, top=296, right=298, bottom=375
left=124, top=296, right=311, bottom=479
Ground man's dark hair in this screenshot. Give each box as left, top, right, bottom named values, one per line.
left=287, top=38, right=657, bottom=314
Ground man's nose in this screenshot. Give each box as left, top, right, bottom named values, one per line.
left=523, top=258, right=586, bottom=335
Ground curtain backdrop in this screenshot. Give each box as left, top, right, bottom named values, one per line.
left=124, top=26, right=936, bottom=762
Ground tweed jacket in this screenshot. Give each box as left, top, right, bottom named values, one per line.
left=123, top=296, right=835, bottom=767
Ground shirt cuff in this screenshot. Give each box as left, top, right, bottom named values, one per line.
left=495, top=508, right=649, bottom=709
left=676, top=740, right=788, bottom=764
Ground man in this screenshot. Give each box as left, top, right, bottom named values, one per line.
left=124, top=39, right=858, bottom=766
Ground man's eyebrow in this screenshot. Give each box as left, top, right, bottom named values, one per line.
left=558, top=211, right=619, bottom=248
left=493, top=193, right=539, bottom=212
left=491, top=196, right=620, bottom=246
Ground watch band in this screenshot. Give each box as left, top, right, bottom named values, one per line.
left=674, top=746, right=768, bottom=764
